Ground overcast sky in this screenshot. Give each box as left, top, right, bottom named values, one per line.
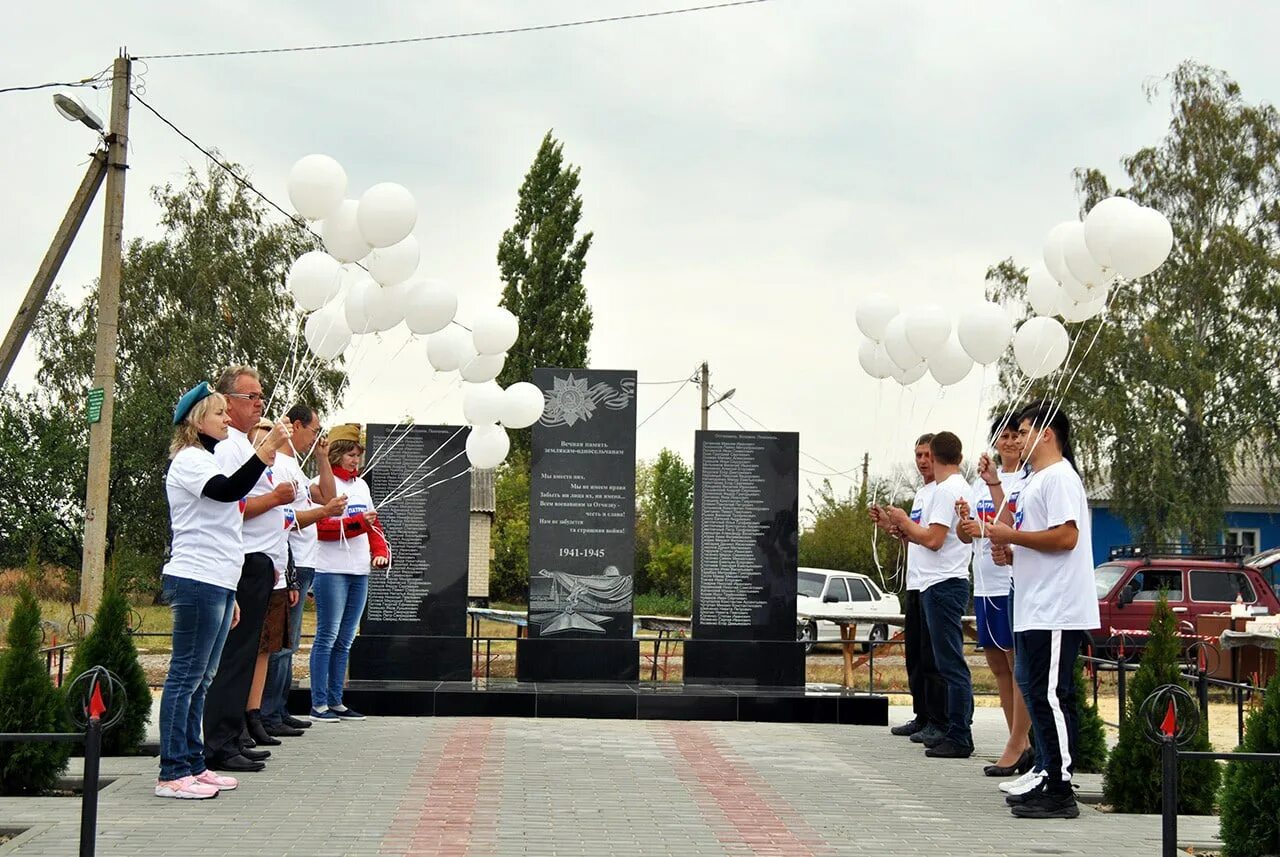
left=3, top=0, right=1276, bottom=500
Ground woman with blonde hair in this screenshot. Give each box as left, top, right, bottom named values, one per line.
left=156, top=382, right=290, bottom=799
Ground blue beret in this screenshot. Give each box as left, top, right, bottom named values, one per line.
left=173, top=382, right=215, bottom=425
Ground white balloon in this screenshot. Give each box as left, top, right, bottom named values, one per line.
left=891, top=360, right=928, bottom=386
left=357, top=183, right=417, bottom=248
left=501, top=382, right=546, bottom=429
left=462, top=381, right=506, bottom=426
left=471, top=306, right=519, bottom=355
left=343, top=277, right=380, bottom=334
left=426, top=326, right=470, bottom=372
left=364, top=280, right=409, bottom=332
left=1042, top=221, right=1077, bottom=285
left=927, top=333, right=974, bottom=386
left=466, top=423, right=510, bottom=470
left=883, top=315, right=922, bottom=371
left=1013, top=316, right=1070, bottom=379
left=304, top=305, right=351, bottom=361
left=460, top=351, right=506, bottom=383
left=287, top=154, right=347, bottom=221
left=1060, top=287, right=1109, bottom=323
left=956, top=301, right=1013, bottom=365
left=321, top=199, right=372, bottom=264
left=1062, top=221, right=1111, bottom=289
left=1060, top=269, right=1099, bottom=304
left=1084, top=196, right=1140, bottom=270
left=904, top=304, right=951, bottom=358
left=1110, top=206, right=1174, bottom=279
left=1026, top=269, right=1065, bottom=318
left=858, top=339, right=887, bottom=379
left=287, top=251, right=341, bottom=311
left=366, top=235, right=420, bottom=286
left=855, top=294, right=898, bottom=342
left=403, top=279, right=457, bottom=335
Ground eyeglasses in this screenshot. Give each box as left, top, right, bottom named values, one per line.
left=226, top=392, right=264, bottom=402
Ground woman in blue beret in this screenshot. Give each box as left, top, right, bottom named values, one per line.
left=156, top=382, right=292, bottom=800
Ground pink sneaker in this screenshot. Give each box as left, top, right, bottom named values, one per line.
left=154, top=776, right=219, bottom=800
left=194, top=770, right=238, bottom=790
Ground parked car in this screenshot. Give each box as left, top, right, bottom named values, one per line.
left=1093, top=544, right=1280, bottom=644
left=1245, top=548, right=1280, bottom=602
left=796, top=567, right=900, bottom=652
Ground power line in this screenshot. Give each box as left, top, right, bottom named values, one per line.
left=717, top=391, right=863, bottom=478
left=638, top=378, right=693, bottom=429
left=0, top=67, right=112, bottom=95
left=715, top=399, right=747, bottom=430
left=639, top=375, right=697, bottom=386
left=137, top=0, right=774, bottom=61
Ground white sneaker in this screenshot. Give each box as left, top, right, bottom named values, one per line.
left=999, top=768, right=1045, bottom=794
left=155, top=776, right=220, bottom=800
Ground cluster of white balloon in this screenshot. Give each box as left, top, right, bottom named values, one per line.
left=855, top=196, right=1174, bottom=386
left=283, top=154, right=545, bottom=469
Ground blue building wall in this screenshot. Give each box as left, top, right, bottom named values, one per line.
left=1089, top=504, right=1280, bottom=563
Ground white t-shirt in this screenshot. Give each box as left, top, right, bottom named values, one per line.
left=215, top=427, right=288, bottom=587
left=1010, top=459, right=1100, bottom=632
left=274, top=451, right=319, bottom=570
left=904, top=481, right=936, bottom=591
left=162, top=445, right=244, bottom=591
left=968, top=470, right=1023, bottom=597
left=914, top=472, right=972, bottom=592
left=314, top=473, right=375, bottom=576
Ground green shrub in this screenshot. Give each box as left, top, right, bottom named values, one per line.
left=1074, top=656, right=1108, bottom=773
left=1102, top=593, right=1218, bottom=813
left=633, top=591, right=692, bottom=617
left=1218, top=675, right=1280, bottom=856
left=66, top=579, right=151, bottom=755
left=0, top=584, right=71, bottom=794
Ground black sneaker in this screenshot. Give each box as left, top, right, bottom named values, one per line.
left=910, top=724, right=945, bottom=745
left=1011, top=789, right=1080, bottom=819
left=332, top=706, right=365, bottom=720
left=1006, top=779, right=1046, bottom=806
left=925, top=739, right=974, bottom=759
left=890, top=719, right=923, bottom=737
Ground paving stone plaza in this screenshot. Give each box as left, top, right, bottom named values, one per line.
left=0, top=704, right=1222, bottom=856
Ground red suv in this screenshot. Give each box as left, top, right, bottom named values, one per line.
left=1093, top=544, right=1280, bottom=641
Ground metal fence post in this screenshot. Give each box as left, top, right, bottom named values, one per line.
left=1117, top=655, right=1127, bottom=727
left=1161, top=737, right=1178, bottom=857
left=79, top=716, right=102, bottom=857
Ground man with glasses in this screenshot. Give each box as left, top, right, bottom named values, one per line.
left=260, top=404, right=347, bottom=735
left=204, top=365, right=296, bottom=773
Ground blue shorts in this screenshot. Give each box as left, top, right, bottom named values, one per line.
left=976, top=594, right=1013, bottom=650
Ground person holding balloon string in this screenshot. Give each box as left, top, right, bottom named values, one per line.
left=955, top=417, right=1034, bottom=779
left=311, top=424, right=389, bottom=723
left=983, top=404, right=1099, bottom=820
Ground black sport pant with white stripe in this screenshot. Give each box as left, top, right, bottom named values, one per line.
left=1016, top=628, right=1085, bottom=792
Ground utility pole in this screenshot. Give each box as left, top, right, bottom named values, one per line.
left=79, top=53, right=131, bottom=614
left=859, top=452, right=870, bottom=504
left=699, top=361, right=710, bottom=431
left=0, top=153, right=108, bottom=386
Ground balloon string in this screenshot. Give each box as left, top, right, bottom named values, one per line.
left=376, top=429, right=468, bottom=502
left=380, top=446, right=469, bottom=507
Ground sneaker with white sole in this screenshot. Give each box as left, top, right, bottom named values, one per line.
left=331, top=705, right=365, bottom=720
left=194, top=770, right=238, bottom=790
left=155, top=776, right=220, bottom=800
left=310, top=708, right=340, bottom=723
left=999, top=768, right=1045, bottom=794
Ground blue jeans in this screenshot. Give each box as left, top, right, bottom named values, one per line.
left=920, top=577, right=974, bottom=747
left=158, top=576, right=236, bottom=781
left=310, top=572, right=368, bottom=710
left=262, top=567, right=314, bottom=725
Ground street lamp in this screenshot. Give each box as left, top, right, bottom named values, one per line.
left=53, top=94, right=105, bottom=133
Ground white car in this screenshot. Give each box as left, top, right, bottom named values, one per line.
left=796, top=567, right=900, bottom=652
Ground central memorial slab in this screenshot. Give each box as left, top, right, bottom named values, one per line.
left=348, top=423, right=472, bottom=681
left=517, top=368, right=640, bottom=681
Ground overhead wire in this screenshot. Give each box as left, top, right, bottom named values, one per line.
left=136, top=0, right=774, bottom=60
left=637, top=376, right=695, bottom=429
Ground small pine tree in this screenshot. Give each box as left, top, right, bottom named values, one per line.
left=1074, top=656, right=1108, bottom=773
left=1102, top=593, right=1219, bottom=813
left=66, top=579, right=151, bottom=755
left=1218, top=674, right=1280, bottom=857
left=0, top=585, right=71, bottom=794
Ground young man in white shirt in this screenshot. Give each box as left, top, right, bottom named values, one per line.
left=986, top=404, right=1099, bottom=819
left=871, top=434, right=948, bottom=746
left=887, top=431, right=975, bottom=758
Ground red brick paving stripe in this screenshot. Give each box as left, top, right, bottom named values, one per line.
left=381, top=720, right=496, bottom=857
left=658, top=722, right=830, bottom=856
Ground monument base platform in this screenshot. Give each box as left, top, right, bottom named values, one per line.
left=349, top=636, right=471, bottom=681
left=683, top=639, right=806, bottom=686
left=288, top=680, right=887, bottom=724
left=516, top=638, right=640, bottom=682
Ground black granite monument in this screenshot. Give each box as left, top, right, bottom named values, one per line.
left=348, top=423, right=472, bottom=681
left=517, top=368, right=640, bottom=681
left=684, top=430, right=804, bottom=685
